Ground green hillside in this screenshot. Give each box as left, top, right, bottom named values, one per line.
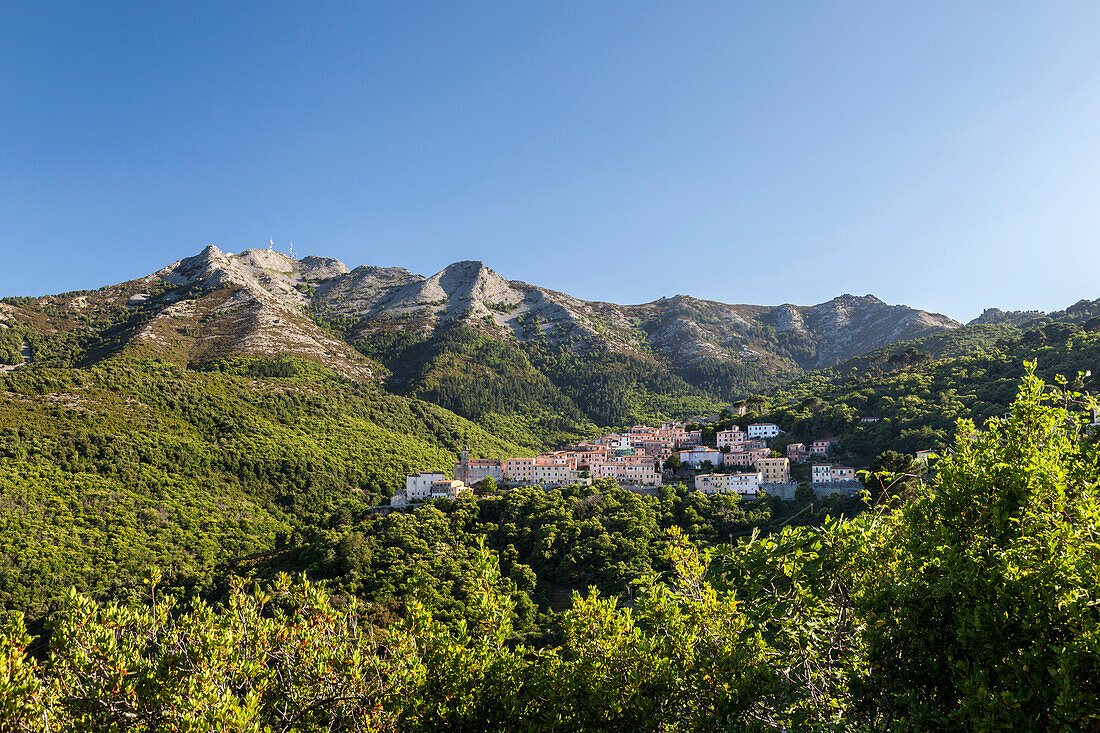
left=4, top=366, right=1100, bottom=730
left=0, top=357, right=531, bottom=616
left=349, top=323, right=728, bottom=446
left=759, top=319, right=1100, bottom=462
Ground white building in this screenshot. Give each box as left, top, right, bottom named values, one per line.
left=405, top=471, right=446, bottom=501
left=747, top=423, right=781, bottom=439
left=694, top=472, right=762, bottom=496
left=677, top=446, right=723, bottom=468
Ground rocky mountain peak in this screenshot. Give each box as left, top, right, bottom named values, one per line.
left=298, top=255, right=350, bottom=280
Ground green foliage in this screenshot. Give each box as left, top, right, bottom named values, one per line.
left=851, top=363, right=1100, bottom=728
left=0, top=358, right=529, bottom=616
left=4, top=334, right=1100, bottom=729
left=352, top=323, right=725, bottom=444
left=762, top=327, right=1100, bottom=462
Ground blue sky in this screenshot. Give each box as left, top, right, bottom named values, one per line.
left=2, top=2, right=1099, bottom=321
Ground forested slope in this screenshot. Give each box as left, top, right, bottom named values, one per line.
left=0, top=357, right=531, bottom=616
left=3, top=366, right=1098, bottom=730
left=758, top=319, right=1100, bottom=462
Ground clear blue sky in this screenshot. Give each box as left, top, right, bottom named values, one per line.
left=2, top=2, right=1099, bottom=321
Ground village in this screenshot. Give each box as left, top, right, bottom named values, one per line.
left=391, top=420, right=868, bottom=506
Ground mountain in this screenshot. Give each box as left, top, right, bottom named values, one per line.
left=308, top=259, right=959, bottom=374
left=0, top=246, right=967, bottom=436
left=0, top=246, right=378, bottom=381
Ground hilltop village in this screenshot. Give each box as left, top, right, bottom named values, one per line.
left=392, top=419, right=869, bottom=506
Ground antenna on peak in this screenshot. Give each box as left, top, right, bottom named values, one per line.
left=269, top=239, right=274, bottom=251
left=289, top=241, right=294, bottom=260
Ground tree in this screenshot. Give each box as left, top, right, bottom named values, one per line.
left=477, top=475, right=497, bottom=495
left=794, top=483, right=815, bottom=503
left=853, top=363, right=1100, bottom=728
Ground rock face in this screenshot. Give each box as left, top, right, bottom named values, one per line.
left=5, top=245, right=966, bottom=386
left=302, top=257, right=960, bottom=372
left=137, top=246, right=378, bottom=380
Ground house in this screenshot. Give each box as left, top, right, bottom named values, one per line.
left=755, top=457, right=790, bottom=483
left=598, top=462, right=662, bottom=486
left=531, top=464, right=579, bottom=486
left=430, top=479, right=470, bottom=500
left=405, top=471, right=447, bottom=501
left=747, top=423, right=781, bottom=439
left=830, top=466, right=856, bottom=482
left=860, top=416, right=880, bottom=423
left=716, top=429, right=747, bottom=448
left=642, top=440, right=673, bottom=460
left=694, top=472, right=761, bottom=495
left=723, top=448, right=769, bottom=467
left=678, top=446, right=723, bottom=468
left=811, top=439, right=832, bottom=455
left=811, top=464, right=857, bottom=483
left=658, top=422, right=687, bottom=444
left=915, top=449, right=936, bottom=464
left=786, top=443, right=809, bottom=462
left=677, top=430, right=703, bottom=449
left=503, top=457, right=535, bottom=483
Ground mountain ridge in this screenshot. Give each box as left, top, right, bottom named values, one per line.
left=1, top=246, right=969, bottom=401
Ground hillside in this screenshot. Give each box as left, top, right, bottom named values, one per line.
left=756, top=317, right=1100, bottom=463
left=0, top=357, right=531, bottom=616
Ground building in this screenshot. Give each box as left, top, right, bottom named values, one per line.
left=756, top=457, right=790, bottom=483
left=811, top=439, right=832, bottom=455
left=503, top=457, right=535, bottom=483
left=812, top=464, right=857, bottom=483
left=694, top=472, right=761, bottom=495
left=565, top=443, right=612, bottom=467
left=747, top=423, right=781, bottom=439
left=405, top=471, right=447, bottom=502
left=598, top=462, right=662, bottom=486
left=915, top=449, right=936, bottom=464
left=678, top=446, right=723, bottom=468
left=658, top=422, right=687, bottom=444
left=830, top=466, right=856, bottom=482
left=716, top=429, right=747, bottom=448
left=642, top=440, right=673, bottom=460
left=454, top=446, right=503, bottom=485
left=860, top=416, right=880, bottom=423
left=723, top=448, right=769, bottom=467
left=677, top=430, right=703, bottom=449
left=626, top=425, right=659, bottom=446
left=531, top=464, right=579, bottom=486
left=786, top=443, right=809, bottom=462
left=430, top=479, right=470, bottom=500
